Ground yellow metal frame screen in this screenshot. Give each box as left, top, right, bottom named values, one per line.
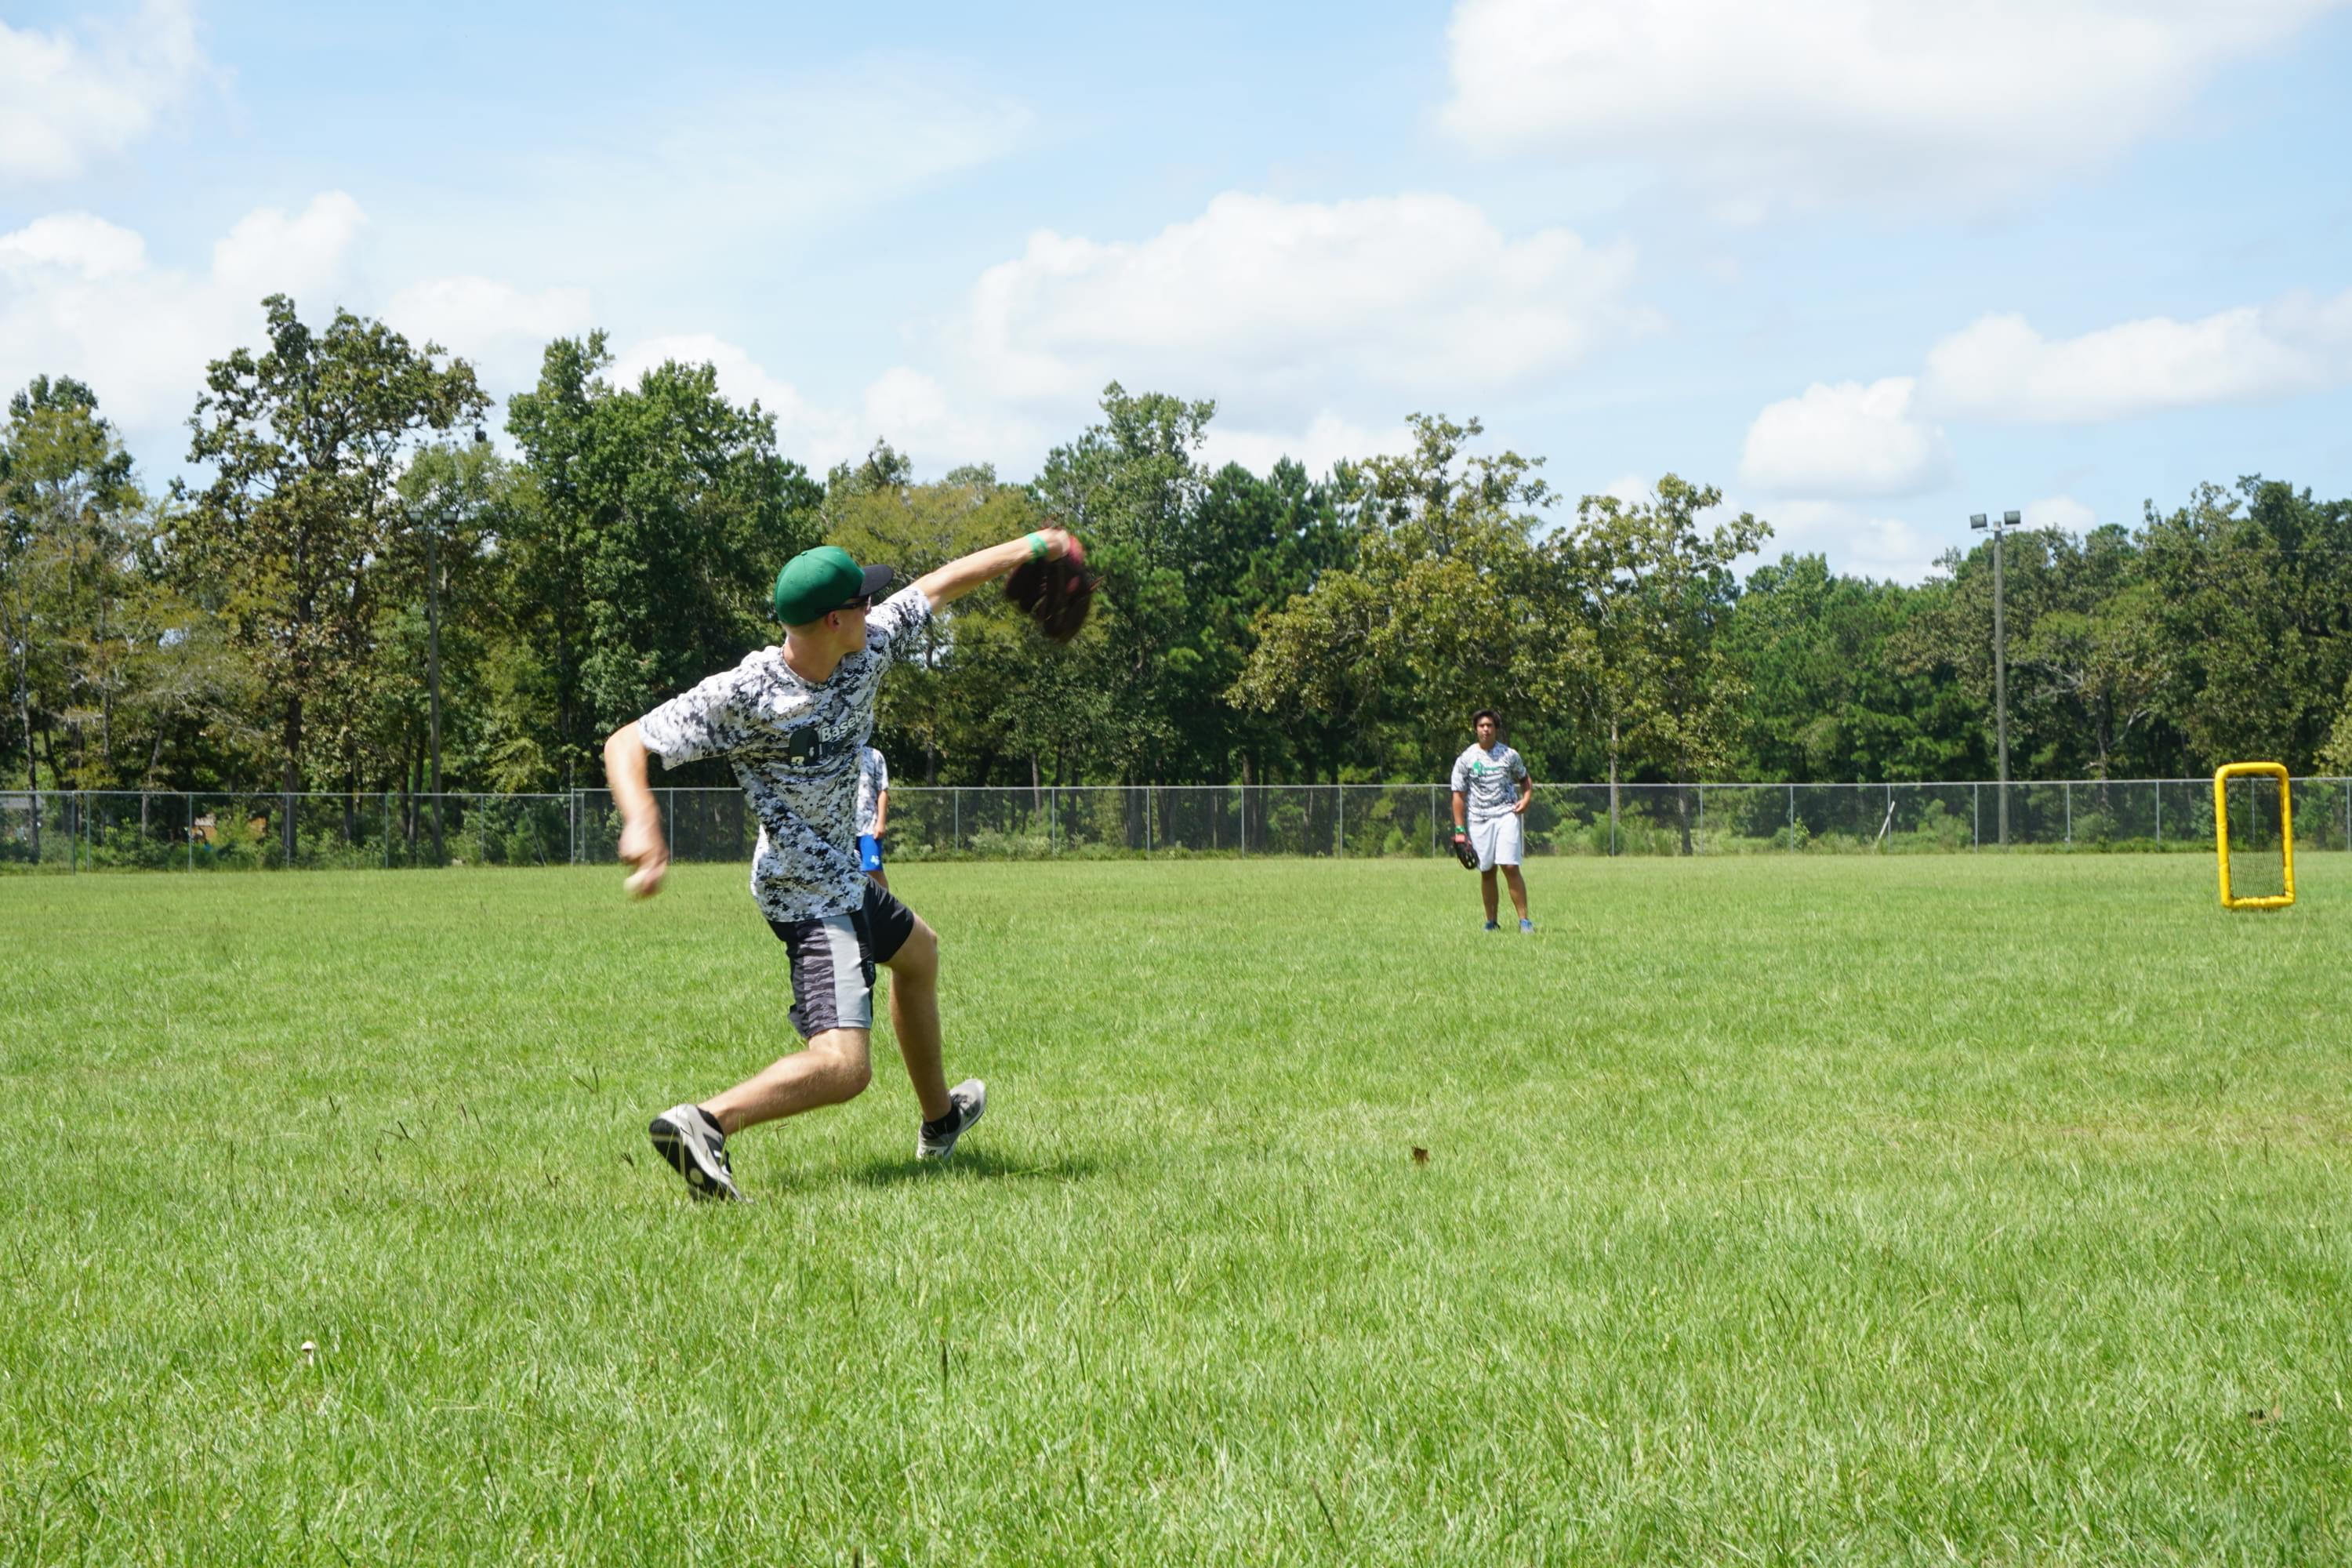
left=2214, top=761, right=2295, bottom=911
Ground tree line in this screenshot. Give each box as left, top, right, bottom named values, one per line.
left=6, top=296, right=2352, bottom=820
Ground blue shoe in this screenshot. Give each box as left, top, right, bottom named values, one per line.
left=1483, top=920, right=1501, bottom=931
left=1519, top=918, right=1534, bottom=934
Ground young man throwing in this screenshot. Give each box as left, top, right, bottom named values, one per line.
left=605, top=528, right=1076, bottom=1200
left=855, top=743, right=891, bottom=892
left=1451, top=709, right=1534, bottom=933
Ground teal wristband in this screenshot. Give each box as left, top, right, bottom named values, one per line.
left=1025, top=531, right=1048, bottom=560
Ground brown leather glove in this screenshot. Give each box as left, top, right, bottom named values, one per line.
left=1004, top=535, right=1096, bottom=643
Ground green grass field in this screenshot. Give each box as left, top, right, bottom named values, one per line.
left=5, top=856, right=2349, bottom=1564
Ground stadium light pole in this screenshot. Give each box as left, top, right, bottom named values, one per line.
left=1969, top=510, right=2022, bottom=846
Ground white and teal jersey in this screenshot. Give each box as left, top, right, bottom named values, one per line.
left=637, top=586, right=931, bottom=924
left=855, top=746, right=888, bottom=836
left=1451, top=742, right=1530, bottom=822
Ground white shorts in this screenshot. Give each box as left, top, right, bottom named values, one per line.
left=1469, top=813, right=1523, bottom=870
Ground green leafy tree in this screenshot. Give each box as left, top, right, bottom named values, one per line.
left=1032, top=383, right=1218, bottom=787
left=1237, top=414, right=1565, bottom=780
left=822, top=450, right=1047, bottom=786
left=180, top=297, right=488, bottom=851
left=2008, top=528, right=2169, bottom=782
left=1, top=376, right=151, bottom=794
left=1178, top=459, right=1356, bottom=784
left=365, top=436, right=523, bottom=855
left=506, top=334, right=821, bottom=786
left=1723, top=555, right=1940, bottom=782
left=2141, top=478, right=2352, bottom=771
left=1562, top=474, right=1769, bottom=849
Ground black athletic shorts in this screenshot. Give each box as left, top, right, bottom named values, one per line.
left=767, top=880, right=918, bottom=1039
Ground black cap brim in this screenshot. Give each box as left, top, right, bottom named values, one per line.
left=859, top=564, right=895, bottom=602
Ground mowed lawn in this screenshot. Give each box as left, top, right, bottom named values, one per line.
left=3, top=855, right=2349, bottom=1565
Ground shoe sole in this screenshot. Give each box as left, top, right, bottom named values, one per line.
left=648, top=1111, right=742, bottom=1201
left=916, top=1081, right=985, bottom=1161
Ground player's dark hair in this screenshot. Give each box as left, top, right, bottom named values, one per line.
left=1472, top=709, right=1499, bottom=728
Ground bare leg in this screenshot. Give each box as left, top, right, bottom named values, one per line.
left=701, top=1029, right=871, bottom=1135
left=1480, top=868, right=1500, bottom=924
left=868, top=867, right=891, bottom=894
left=881, top=916, right=951, bottom=1122
left=1503, top=865, right=1530, bottom=921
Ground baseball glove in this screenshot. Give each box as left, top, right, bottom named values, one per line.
left=1449, top=828, right=1479, bottom=870
left=1004, top=535, right=1096, bottom=644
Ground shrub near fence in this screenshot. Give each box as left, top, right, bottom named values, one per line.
left=3, top=779, right=2344, bottom=873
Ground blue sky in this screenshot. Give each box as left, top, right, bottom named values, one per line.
left=5, top=0, right=2350, bottom=579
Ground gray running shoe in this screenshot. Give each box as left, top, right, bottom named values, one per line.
left=916, top=1080, right=985, bottom=1161
left=648, top=1104, right=743, bottom=1201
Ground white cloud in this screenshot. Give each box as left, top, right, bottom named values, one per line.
left=0, top=212, right=147, bottom=278
left=959, top=191, right=1645, bottom=416
left=1739, top=377, right=1952, bottom=498
left=605, top=332, right=862, bottom=471
left=1598, top=472, right=1657, bottom=510
left=1923, top=292, right=2352, bottom=422
left=0, top=193, right=366, bottom=438
left=858, top=367, right=1036, bottom=473
left=212, top=193, right=368, bottom=303
left=2024, top=495, right=2098, bottom=533
left=384, top=276, right=595, bottom=392
left=1755, top=499, right=1951, bottom=585
left=0, top=0, right=207, bottom=183
left=1199, top=412, right=1414, bottom=478
left=1441, top=0, right=2349, bottom=214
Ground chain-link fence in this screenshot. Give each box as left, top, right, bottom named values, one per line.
left=6, top=779, right=2349, bottom=873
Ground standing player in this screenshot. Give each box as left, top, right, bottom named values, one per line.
left=855, top=744, right=891, bottom=891
left=1451, top=709, right=1534, bottom=932
left=604, top=528, right=1077, bottom=1200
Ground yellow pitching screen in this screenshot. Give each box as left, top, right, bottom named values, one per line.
left=2214, top=762, right=2294, bottom=911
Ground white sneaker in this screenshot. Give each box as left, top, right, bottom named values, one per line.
left=648, top=1104, right=744, bottom=1200
left=916, top=1080, right=985, bottom=1161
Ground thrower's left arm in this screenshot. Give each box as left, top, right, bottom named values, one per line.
left=914, top=528, right=1076, bottom=612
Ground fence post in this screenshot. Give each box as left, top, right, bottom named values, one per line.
left=1335, top=785, right=1343, bottom=858
left=2064, top=780, right=2071, bottom=846
left=186, top=792, right=194, bottom=871
left=953, top=787, right=961, bottom=851
left=2154, top=781, right=2161, bottom=847
left=1973, top=782, right=1980, bottom=851
left=1788, top=784, right=1795, bottom=852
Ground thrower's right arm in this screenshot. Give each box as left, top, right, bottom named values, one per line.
left=912, top=528, right=1076, bottom=612
left=604, top=721, right=668, bottom=898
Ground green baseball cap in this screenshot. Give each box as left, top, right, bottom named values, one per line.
left=771, top=546, right=895, bottom=625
